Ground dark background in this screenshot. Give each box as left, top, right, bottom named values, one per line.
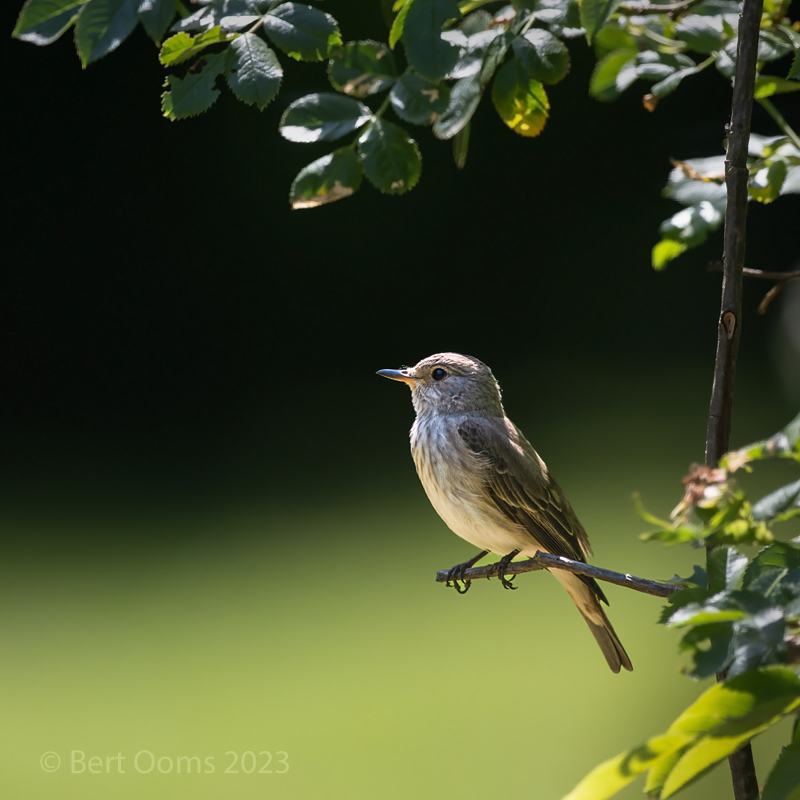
left=2, top=3, right=798, bottom=508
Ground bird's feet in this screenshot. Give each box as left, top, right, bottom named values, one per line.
left=445, top=550, right=489, bottom=595
left=495, top=550, right=521, bottom=590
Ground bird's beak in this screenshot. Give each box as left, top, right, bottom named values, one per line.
left=377, top=368, right=418, bottom=385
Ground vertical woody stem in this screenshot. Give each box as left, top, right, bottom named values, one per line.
left=705, top=0, right=763, bottom=798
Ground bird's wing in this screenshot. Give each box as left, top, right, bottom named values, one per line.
left=456, top=416, right=594, bottom=564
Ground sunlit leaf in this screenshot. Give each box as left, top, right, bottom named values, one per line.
left=74, top=0, right=138, bottom=66
left=262, top=2, right=341, bottom=61
left=675, top=14, right=726, bottom=54
left=491, top=59, right=549, bottom=137
left=754, top=75, right=800, bottom=99
left=279, top=93, right=371, bottom=142
left=589, top=48, right=637, bottom=101
left=161, top=50, right=229, bottom=119
left=722, top=413, right=800, bottom=471
left=160, top=26, right=237, bottom=66
left=357, top=119, right=421, bottom=194
left=13, top=0, right=87, bottom=41
left=227, top=33, right=282, bottom=109
left=708, top=546, right=748, bottom=592
left=328, top=40, right=397, bottom=98
left=289, top=147, right=362, bottom=209
left=389, top=0, right=412, bottom=49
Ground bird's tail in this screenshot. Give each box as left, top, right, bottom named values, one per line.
left=550, top=570, right=633, bottom=673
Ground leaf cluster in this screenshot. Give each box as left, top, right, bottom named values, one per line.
left=565, top=414, right=800, bottom=800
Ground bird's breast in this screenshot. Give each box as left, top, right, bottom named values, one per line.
left=410, top=415, right=525, bottom=555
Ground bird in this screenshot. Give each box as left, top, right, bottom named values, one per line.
left=377, top=352, right=633, bottom=673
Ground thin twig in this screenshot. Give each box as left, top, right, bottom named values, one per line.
left=618, top=0, right=704, bottom=17
left=707, top=263, right=800, bottom=314
left=435, top=551, right=682, bottom=598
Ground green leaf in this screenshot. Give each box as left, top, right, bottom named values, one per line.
left=749, top=159, right=788, bottom=202
left=744, top=543, right=800, bottom=589
left=289, top=147, right=362, bottom=209
left=160, top=26, right=237, bottom=67
left=667, top=593, right=747, bottom=627
left=357, top=119, right=421, bottom=195
left=652, top=59, right=704, bottom=98
left=752, top=480, right=800, bottom=523
left=761, top=738, right=800, bottom=800
left=561, top=734, right=691, bottom=800
left=512, top=28, right=570, bottom=85
left=789, top=49, right=800, bottom=81
left=643, top=744, right=693, bottom=798
left=755, top=75, right=800, bottom=99
left=328, top=40, right=397, bottom=98
left=390, top=70, right=450, bottom=125
left=227, top=33, right=282, bottom=109
left=279, top=93, right=371, bottom=143
left=452, top=121, right=469, bottom=169
left=389, top=0, right=413, bottom=49
left=432, top=73, right=481, bottom=139
left=262, top=2, right=342, bottom=62
left=660, top=667, right=800, bottom=797
left=652, top=239, right=688, bottom=269
left=161, top=50, right=229, bottom=120
left=491, top=59, right=549, bottom=137
left=675, top=14, right=725, bottom=54
left=137, top=0, right=175, bottom=43
left=589, top=48, right=637, bottom=101
left=171, top=0, right=261, bottom=34
left=723, top=413, right=800, bottom=470
left=708, top=546, right=748, bottom=592
left=579, top=0, right=621, bottom=44
left=679, top=621, right=735, bottom=679
left=403, top=0, right=461, bottom=81
left=74, top=0, right=138, bottom=66
left=593, top=25, right=635, bottom=57
left=13, top=0, right=86, bottom=44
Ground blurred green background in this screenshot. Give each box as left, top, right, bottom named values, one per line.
left=2, top=1, right=799, bottom=798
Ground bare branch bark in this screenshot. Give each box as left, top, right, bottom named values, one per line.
left=706, top=0, right=764, bottom=796
left=436, top=551, right=682, bottom=598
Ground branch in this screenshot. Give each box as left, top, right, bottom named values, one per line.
left=435, top=551, right=682, bottom=598
left=618, top=0, right=704, bottom=17
left=706, top=0, right=764, bottom=797
left=707, top=262, right=800, bottom=314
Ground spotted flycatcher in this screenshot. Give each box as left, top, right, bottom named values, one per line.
left=378, top=352, right=633, bottom=673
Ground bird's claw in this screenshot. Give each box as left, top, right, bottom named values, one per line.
left=445, top=562, right=473, bottom=594
left=495, top=550, right=520, bottom=591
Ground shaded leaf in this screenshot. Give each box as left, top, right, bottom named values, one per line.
left=752, top=480, right=800, bottom=523
left=171, top=0, right=262, bottom=33
left=744, top=543, right=800, bottom=589
left=723, top=413, right=800, bottom=471
left=137, top=0, right=175, bottom=43
left=13, top=0, right=84, bottom=45
left=659, top=586, right=714, bottom=624
left=491, top=59, right=549, bottom=137
left=403, top=0, right=461, bottom=81
left=289, top=147, right=362, bottom=209
left=279, top=93, right=370, bottom=142
left=761, top=738, right=800, bottom=800
left=432, top=72, right=481, bottom=140
left=74, top=0, right=139, bottom=66
left=452, top=121, right=469, bottom=169
left=589, top=48, right=637, bottom=101
left=328, top=40, right=397, bottom=98
left=652, top=59, right=704, bottom=98
left=675, top=14, right=725, bottom=54
left=666, top=592, right=746, bottom=627
left=755, top=75, right=800, bottom=99
left=789, top=49, right=800, bottom=81
left=357, top=119, right=421, bottom=194
left=679, top=621, right=735, bottom=679
left=708, top=546, right=748, bottom=592
left=390, top=71, right=450, bottom=125
left=161, top=49, right=229, bottom=119
left=262, top=2, right=341, bottom=61
left=227, top=33, right=282, bottom=109
left=579, top=0, right=620, bottom=44
left=512, top=28, right=570, bottom=84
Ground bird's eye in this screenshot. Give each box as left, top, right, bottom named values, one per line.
left=431, top=368, right=447, bottom=381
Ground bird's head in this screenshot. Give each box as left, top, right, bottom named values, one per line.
left=377, top=352, right=504, bottom=415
